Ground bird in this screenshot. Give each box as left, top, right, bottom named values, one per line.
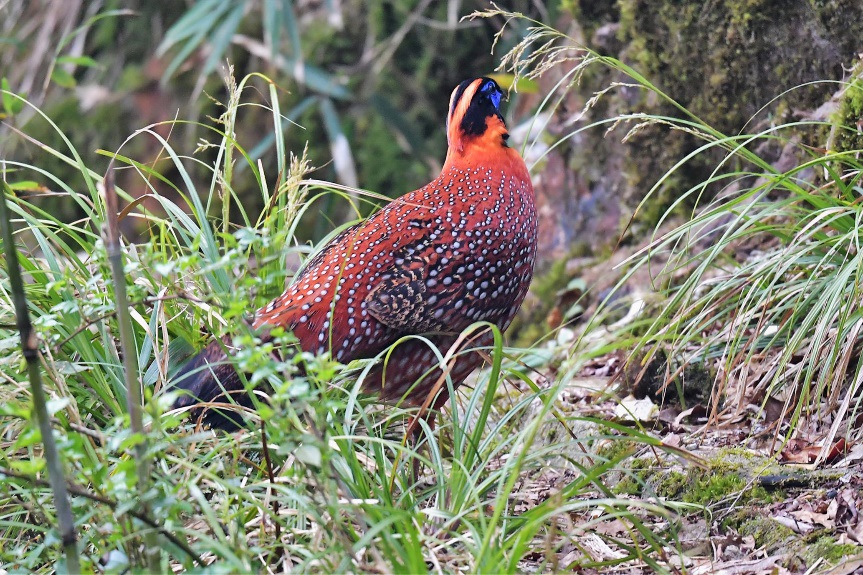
left=171, top=77, right=538, bottom=429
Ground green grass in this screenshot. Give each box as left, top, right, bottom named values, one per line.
left=482, top=8, right=863, bottom=462
left=0, top=63, right=681, bottom=573
left=620, top=116, right=863, bottom=454
left=5, top=6, right=863, bottom=571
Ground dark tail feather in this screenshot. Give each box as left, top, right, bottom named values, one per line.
left=170, top=335, right=252, bottom=430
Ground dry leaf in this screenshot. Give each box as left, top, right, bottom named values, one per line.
left=614, top=395, right=658, bottom=422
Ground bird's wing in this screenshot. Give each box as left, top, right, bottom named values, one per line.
left=364, top=218, right=470, bottom=334
left=254, top=223, right=361, bottom=329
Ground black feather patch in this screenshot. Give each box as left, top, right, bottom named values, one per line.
left=458, top=77, right=505, bottom=137
left=170, top=335, right=251, bottom=429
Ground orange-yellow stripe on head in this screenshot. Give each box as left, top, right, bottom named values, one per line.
left=446, top=78, right=484, bottom=153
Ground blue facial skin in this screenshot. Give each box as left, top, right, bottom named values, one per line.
left=483, top=81, right=502, bottom=110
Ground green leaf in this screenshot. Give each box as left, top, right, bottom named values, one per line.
left=56, top=55, right=100, bottom=68
left=0, top=401, right=30, bottom=419
left=282, top=59, right=350, bottom=99
left=13, top=425, right=42, bottom=450
left=295, top=443, right=322, bottom=467
left=120, top=432, right=146, bottom=451
left=153, top=261, right=175, bottom=276
left=158, top=0, right=227, bottom=49
left=280, top=0, right=302, bottom=60
left=51, top=67, right=76, bottom=88
left=320, top=98, right=357, bottom=187
left=7, top=181, right=42, bottom=191
left=2, top=77, right=25, bottom=115
left=46, top=398, right=71, bottom=416
left=200, top=2, right=245, bottom=77
left=158, top=0, right=233, bottom=80
left=9, top=457, right=46, bottom=475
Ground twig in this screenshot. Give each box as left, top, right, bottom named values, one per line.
left=0, top=179, right=80, bottom=573
left=51, top=417, right=106, bottom=445
left=261, top=421, right=283, bottom=560
left=0, top=465, right=203, bottom=566
left=101, top=166, right=160, bottom=570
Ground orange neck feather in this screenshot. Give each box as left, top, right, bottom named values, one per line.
left=443, top=114, right=527, bottom=177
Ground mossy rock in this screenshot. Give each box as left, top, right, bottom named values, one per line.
left=830, top=67, right=863, bottom=154
left=617, top=0, right=863, bottom=218
left=612, top=447, right=783, bottom=506
left=736, top=513, right=796, bottom=550
left=545, top=0, right=863, bottom=252
left=801, top=535, right=861, bottom=567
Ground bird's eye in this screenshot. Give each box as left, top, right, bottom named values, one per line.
left=483, top=80, right=496, bottom=93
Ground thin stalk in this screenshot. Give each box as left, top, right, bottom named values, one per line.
left=101, top=168, right=160, bottom=571
left=219, top=69, right=240, bottom=237
left=0, top=179, right=80, bottom=573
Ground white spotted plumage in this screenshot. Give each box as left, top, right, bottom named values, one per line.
left=253, top=164, right=537, bottom=403
left=173, top=77, right=538, bottom=423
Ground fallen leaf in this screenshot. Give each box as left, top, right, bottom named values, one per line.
left=690, top=554, right=786, bottom=575
left=674, top=404, right=707, bottom=426
left=789, top=508, right=834, bottom=529
left=614, top=395, right=658, bottom=422
left=779, top=438, right=850, bottom=464
left=772, top=514, right=816, bottom=534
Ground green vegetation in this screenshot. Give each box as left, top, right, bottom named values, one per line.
left=0, top=21, right=677, bottom=570
left=737, top=514, right=796, bottom=549
left=4, top=1, right=863, bottom=573
left=803, top=536, right=861, bottom=566
left=612, top=448, right=777, bottom=507
left=831, top=68, right=863, bottom=153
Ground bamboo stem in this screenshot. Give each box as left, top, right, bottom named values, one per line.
left=0, top=179, right=80, bottom=573
left=100, top=169, right=160, bottom=571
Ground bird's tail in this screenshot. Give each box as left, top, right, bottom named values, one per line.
left=170, top=335, right=254, bottom=430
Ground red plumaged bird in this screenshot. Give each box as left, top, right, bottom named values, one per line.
left=172, top=77, right=538, bottom=428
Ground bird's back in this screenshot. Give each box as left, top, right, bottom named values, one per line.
left=255, top=160, right=536, bottom=404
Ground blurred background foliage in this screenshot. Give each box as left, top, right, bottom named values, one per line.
left=1, top=0, right=557, bottom=244
left=4, top=0, right=863, bottom=258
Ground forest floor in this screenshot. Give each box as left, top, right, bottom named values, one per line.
left=504, top=329, right=863, bottom=573
left=503, top=235, right=863, bottom=574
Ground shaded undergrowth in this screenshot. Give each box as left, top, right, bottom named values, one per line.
left=0, top=63, right=682, bottom=572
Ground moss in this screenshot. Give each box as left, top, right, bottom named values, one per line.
left=611, top=455, right=653, bottom=496
left=563, top=0, right=620, bottom=35
left=683, top=472, right=748, bottom=505
left=612, top=458, right=693, bottom=500
left=611, top=447, right=784, bottom=506
left=604, top=443, right=857, bottom=570
left=730, top=515, right=858, bottom=569
left=654, top=470, right=689, bottom=499
left=596, top=438, right=638, bottom=462
left=608, top=0, right=863, bottom=230
left=736, top=514, right=795, bottom=549
left=802, top=536, right=860, bottom=566
left=830, top=72, right=863, bottom=153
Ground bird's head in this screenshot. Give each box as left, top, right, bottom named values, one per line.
left=445, top=77, right=510, bottom=159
